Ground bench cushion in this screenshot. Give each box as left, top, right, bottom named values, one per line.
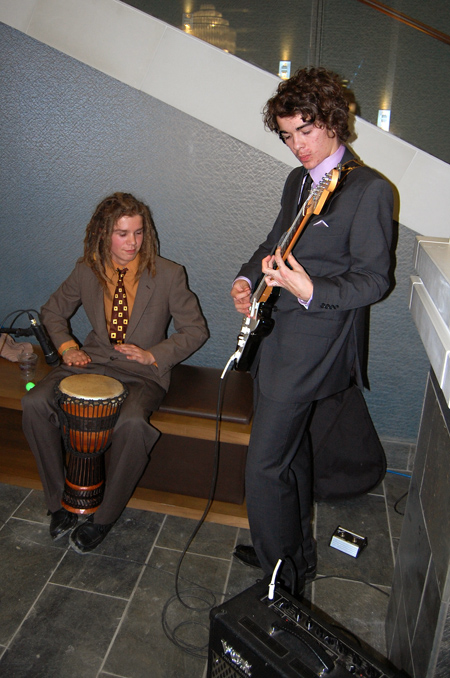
left=159, top=364, right=253, bottom=424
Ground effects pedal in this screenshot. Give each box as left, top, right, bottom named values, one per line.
left=329, top=526, right=368, bottom=558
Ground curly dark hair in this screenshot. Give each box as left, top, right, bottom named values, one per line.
left=263, top=67, right=350, bottom=143
left=83, top=192, right=158, bottom=287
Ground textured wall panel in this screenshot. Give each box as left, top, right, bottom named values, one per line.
left=0, top=24, right=429, bottom=440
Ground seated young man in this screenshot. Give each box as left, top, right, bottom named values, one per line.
left=22, top=192, right=208, bottom=553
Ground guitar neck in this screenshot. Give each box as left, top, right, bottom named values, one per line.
left=252, top=165, right=341, bottom=305
left=255, top=211, right=311, bottom=304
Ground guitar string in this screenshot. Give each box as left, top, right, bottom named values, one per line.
left=251, top=167, right=337, bottom=304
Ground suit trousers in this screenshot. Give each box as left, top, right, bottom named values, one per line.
left=22, top=362, right=165, bottom=525
left=245, top=380, right=315, bottom=590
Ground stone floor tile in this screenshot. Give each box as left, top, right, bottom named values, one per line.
left=226, top=556, right=264, bottom=601
left=156, top=514, right=238, bottom=560
left=103, top=546, right=222, bottom=678
left=382, top=439, right=414, bottom=472
left=0, top=585, right=126, bottom=678
left=12, top=488, right=48, bottom=522
left=6, top=515, right=71, bottom=549
left=0, top=521, right=66, bottom=645
left=50, top=549, right=144, bottom=599
left=0, top=484, right=31, bottom=524
left=315, top=494, right=394, bottom=587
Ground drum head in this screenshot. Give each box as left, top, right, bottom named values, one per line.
left=58, top=374, right=124, bottom=400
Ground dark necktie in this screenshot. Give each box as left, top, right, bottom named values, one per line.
left=109, top=268, right=129, bottom=344
left=298, top=173, right=313, bottom=211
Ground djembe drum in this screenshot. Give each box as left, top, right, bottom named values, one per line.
left=55, top=374, right=129, bottom=514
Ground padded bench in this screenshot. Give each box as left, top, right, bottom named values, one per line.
left=0, top=347, right=252, bottom=504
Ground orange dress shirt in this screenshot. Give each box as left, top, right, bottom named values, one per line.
left=58, top=256, right=141, bottom=356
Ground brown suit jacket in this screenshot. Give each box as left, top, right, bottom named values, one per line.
left=41, top=255, right=208, bottom=391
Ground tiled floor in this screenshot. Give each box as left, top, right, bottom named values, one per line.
left=0, top=472, right=409, bottom=678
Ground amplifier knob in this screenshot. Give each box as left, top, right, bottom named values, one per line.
left=352, top=653, right=362, bottom=667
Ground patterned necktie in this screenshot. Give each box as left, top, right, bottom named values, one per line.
left=109, top=268, right=129, bottom=344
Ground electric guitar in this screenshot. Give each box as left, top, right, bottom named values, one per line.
left=233, top=165, right=341, bottom=372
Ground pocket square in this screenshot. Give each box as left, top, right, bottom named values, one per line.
left=313, top=219, right=329, bottom=227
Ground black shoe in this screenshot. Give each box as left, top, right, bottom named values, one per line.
left=233, top=544, right=317, bottom=581
left=49, top=508, right=78, bottom=540
left=305, top=562, right=317, bottom=582
left=233, top=544, right=262, bottom=568
left=69, top=520, right=113, bottom=554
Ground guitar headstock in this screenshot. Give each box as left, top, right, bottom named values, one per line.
left=302, top=165, right=341, bottom=217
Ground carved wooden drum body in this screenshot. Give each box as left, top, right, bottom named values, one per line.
left=55, top=374, right=128, bottom=514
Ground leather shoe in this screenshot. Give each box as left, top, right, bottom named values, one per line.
left=69, top=520, right=113, bottom=554
left=305, top=561, right=317, bottom=581
left=233, top=544, right=262, bottom=569
left=233, top=544, right=317, bottom=581
left=49, top=508, right=78, bottom=540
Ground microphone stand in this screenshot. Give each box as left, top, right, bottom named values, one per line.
left=1, top=310, right=60, bottom=366
left=1, top=326, right=34, bottom=338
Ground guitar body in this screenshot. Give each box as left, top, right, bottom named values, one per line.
left=234, top=292, right=279, bottom=372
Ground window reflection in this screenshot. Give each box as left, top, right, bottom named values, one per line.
left=183, top=4, right=236, bottom=54
left=119, top=0, right=450, bottom=164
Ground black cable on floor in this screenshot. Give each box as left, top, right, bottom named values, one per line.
left=312, top=574, right=390, bottom=597
left=160, top=359, right=235, bottom=659
left=393, top=491, right=409, bottom=516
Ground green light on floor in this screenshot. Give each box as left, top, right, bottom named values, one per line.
left=25, top=382, right=35, bottom=391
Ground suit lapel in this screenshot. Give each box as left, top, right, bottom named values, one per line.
left=83, top=271, right=110, bottom=343
left=92, top=284, right=109, bottom=342
left=125, top=269, right=157, bottom=340
left=288, top=168, right=307, bottom=223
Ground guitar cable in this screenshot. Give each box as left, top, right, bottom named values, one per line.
left=160, top=355, right=237, bottom=658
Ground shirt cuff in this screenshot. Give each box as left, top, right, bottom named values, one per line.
left=298, top=292, right=313, bottom=309
left=233, top=275, right=252, bottom=289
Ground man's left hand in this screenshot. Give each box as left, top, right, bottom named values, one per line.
left=113, top=343, right=156, bottom=365
left=262, top=248, right=313, bottom=302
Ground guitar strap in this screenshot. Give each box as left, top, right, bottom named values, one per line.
left=301, top=159, right=363, bottom=210
left=315, top=159, right=363, bottom=210
left=337, top=158, right=364, bottom=184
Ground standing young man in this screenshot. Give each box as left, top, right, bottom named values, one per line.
left=23, top=192, right=208, bottom=552
left=231, top=68, right=393, bottom=595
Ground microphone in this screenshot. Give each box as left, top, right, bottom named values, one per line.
left=29, top=317, right=60, bottom=366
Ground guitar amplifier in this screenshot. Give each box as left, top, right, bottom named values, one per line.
left=207, top=579, right=408, bottom=678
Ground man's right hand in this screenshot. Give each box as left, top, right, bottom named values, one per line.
left=62, top=348, right=91, bottom=366
left=231, top=279, right=252, bottom=315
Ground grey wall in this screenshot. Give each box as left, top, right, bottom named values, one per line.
left=0, top=23, right=429, bottom=442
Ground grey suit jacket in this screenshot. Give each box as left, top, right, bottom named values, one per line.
left=41, top=255, right=209, bottom=392
left=237, top=148, right=394, bottom=403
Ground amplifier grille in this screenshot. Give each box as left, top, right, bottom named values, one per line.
left=209, top=649, right=241, bottom=678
